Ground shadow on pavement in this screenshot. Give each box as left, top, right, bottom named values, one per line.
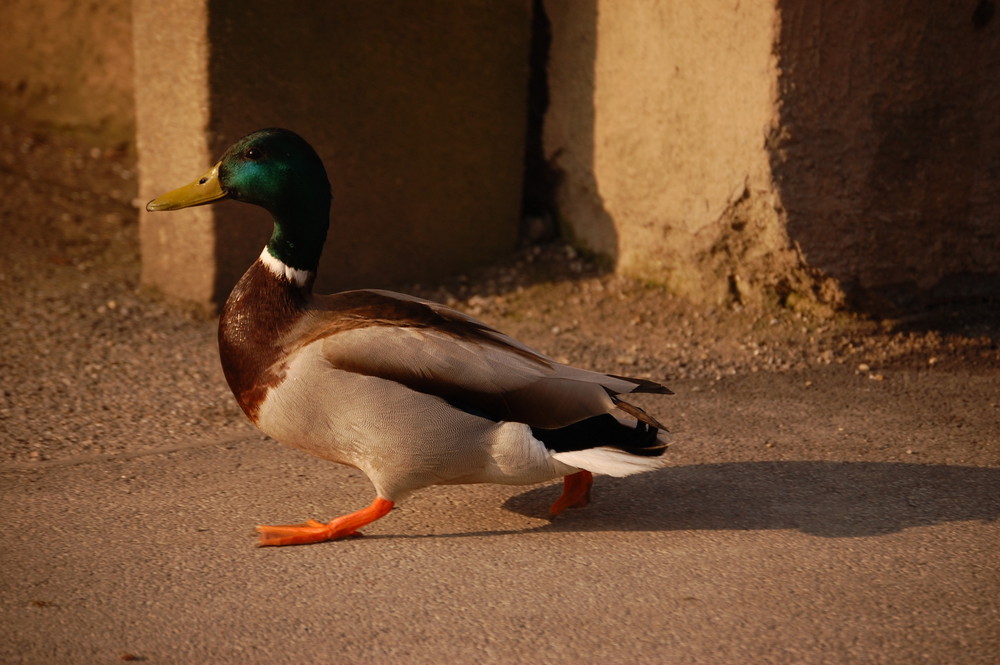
left=503, top=461, right=1000, bottom=538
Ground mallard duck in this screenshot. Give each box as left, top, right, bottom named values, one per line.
left=147, top=128, right=671, bottom=546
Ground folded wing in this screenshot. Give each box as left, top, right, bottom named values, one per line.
left=289, top=289, right=669, bottom=429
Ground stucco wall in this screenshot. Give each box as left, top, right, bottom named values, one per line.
left=133, top=0, right=216, bottom=305
left=774, top=0, right=1000, bottom=305
left=544, top=0, right=1000, bottom=309
left=134, top=0, right=531, bottom=306
left=0, top=0, right=134, bottom=146
left=545, top=0, right=789, bottom=304
left=5, top=0, right=998, bottom=310
left=204, top=0, right=531, bottom=298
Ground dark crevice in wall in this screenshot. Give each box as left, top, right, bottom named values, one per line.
left=519, top=0, right=560, bottom=244
left=972, top=0, right=995, bottom=28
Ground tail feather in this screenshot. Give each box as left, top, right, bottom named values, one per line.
left=532, top=413, right=669, bottom=457
left=607, top=374, right=673, bottom=395
left=551, top=446, right=668, bottom=477
left=610, top=395, right=667, bottom=430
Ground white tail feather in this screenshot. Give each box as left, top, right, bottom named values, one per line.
left=551, top=447, right=668, bottom=477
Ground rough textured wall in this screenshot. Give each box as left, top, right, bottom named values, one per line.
left=133, top=0, right=216, bottom=306
left=545, top=0, right=803, bottom=305
left=545, top=0, right=1000, bottom=309
left=0, top=0, right=134, bottom=146
left=774, top=0, right=1000, bottom=306
left=135, top=0, right=531, bottom=307
left=542, top=0, right=610, bottom=255
left=13, top=0, right=998, bottom=310
left=205, top=0, right=531, bottom=297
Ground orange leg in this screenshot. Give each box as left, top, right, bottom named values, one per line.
left=256, top=497, right=395, bottom=547
left=550, top=470, right=594, bottom=517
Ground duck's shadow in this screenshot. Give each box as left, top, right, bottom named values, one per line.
left=455, top=461, right=999, bottom=539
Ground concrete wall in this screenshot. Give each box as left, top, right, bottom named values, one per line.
left=774, top=0, right=1000, bottom=307
left=543, top=0, right=1000, bottom=309
left=132, top=0, right=216, bottom=305
left=134, top=0, right=531, bottom=306
left=5, top=0, right=999, bottom=311
left=0, top=0, right=134, bottom=146
left=544, top=0, right=790, bottom=305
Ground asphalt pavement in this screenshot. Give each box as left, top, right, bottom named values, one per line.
left=3, top=367, right=998, bottom=665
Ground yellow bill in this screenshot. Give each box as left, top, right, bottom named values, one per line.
left=146, top=162, right=227, bottom=212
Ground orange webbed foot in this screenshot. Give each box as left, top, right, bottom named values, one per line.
left=256, top=497, right=394, bottom=547
left=550, top=470, right=594, bottom=517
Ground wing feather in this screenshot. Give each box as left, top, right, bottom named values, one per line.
left=286, top=289, right=663, bottom=428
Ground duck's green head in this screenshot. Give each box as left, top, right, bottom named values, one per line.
left=147, top=128, right=332, bottom=272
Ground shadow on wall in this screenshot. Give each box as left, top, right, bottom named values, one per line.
left=772, top=0, right=1000, bottom=312
left=520, top=0, right=563, bottom=245
left=505, top=461, right=1000, bottom=538
left=201, top=0, right=530, bottom=301
left=542, top=0, right=619, bottom=265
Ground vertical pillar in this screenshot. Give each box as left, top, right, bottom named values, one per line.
left=133, top=0, right=217, bottom=307
left=134, top=0, right=532, bottom=309
left=545, top=0, right=783, bottom=304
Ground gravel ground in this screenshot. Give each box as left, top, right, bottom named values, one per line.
left=1, top=122, right=998, bottom=467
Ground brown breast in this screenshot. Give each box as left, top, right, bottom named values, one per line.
left=218, top=260, right=310, bottom=422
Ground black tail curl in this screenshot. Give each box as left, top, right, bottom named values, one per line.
left=532, top=413, right=668, bottom=457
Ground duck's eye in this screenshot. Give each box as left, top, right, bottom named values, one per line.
left=245, top=147, right=262, bottom=161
